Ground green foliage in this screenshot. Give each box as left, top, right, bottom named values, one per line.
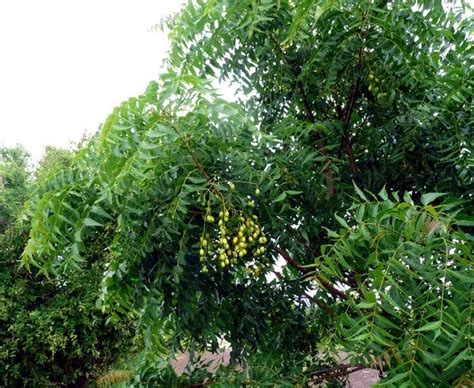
left=317, top=191, right=473, bottom=385
left=0, top=244, right=134, bottom=386
left=34, top=145, right=74, bottom=184
left=0, top=147, right=134, bottom=386
left=0, top=146, right=30, bottom=233
left=21, top=0, right=473, bottom=385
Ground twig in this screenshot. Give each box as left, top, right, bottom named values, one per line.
left=272, top=270, right=335, bottom=314
left=269, top=34, right=335, bottom=197
left=340, top=47, right=363, bottom=178
left=274, top=245, right=347, bottom=300
left=309, top=363, right=366, bottom=383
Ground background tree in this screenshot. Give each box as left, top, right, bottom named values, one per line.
left=0, top=146, right=30, bottom=233
left=0, top=146, right=135, bottom=386
left=22, top=0, right=473, bottom=385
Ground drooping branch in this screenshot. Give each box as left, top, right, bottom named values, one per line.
left=274, top=246, right=348, bottom=300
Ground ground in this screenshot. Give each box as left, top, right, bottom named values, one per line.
left=172, top=350, right=380, bottom=387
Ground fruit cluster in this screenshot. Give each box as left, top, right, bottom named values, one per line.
left=198, top=206, right=268, bottom=273
left=368, top=72, right=387, bottom=100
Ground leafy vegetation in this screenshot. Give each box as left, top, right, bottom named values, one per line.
left=0, top=146, right=134, bottom=386
left=2, top=0, right=472, bottom=386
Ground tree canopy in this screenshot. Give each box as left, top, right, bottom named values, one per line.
left=20, top=0, right=473, bottom=385
left=0, top=146, right=135, bottom=386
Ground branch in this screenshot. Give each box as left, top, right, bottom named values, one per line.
left=340, top=47, right=363, bottom=178
left=272, top=270, right=335, bottom=315
left=274, top=245, right=310, bottom=274
left=274, top=246, right=347, bottom=300
left=269, top=34, right=335, bottom=197
left=309, top=363, right=366, bottom=383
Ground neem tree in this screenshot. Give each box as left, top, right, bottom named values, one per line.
left=23, top=0, right=472, bottom=385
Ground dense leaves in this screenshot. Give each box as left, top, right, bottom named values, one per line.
left=0, top=147, right=134, bottom=386
left=0, top=146, right=30, bottom=233
left=21, top=0, right=473, bottom=385
left=317, top=191, right=473, bottom=385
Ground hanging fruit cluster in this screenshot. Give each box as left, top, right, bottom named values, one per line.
left=198, top=191, right=268, bottom=273
left=368, top=71, right=387, bottom=101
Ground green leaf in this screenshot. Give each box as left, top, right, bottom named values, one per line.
left=91, top=205, right=113, bottom=220
left=273, top=192, right=287, bottom=203
left=357, top=301, right=376, bottom=309
left=378, top=185, right=389, bottom=201
left=420, top=192, right=447, bottom=206
left=334, top=213, right=349, bottom=229
left=188, top=175, right=208, bottom=184
left=382, top=372, right=409, bottom=385
left=447, top=270, right=474, bottom=284
left=453, top=214, right=474, bottom=227
left=323, top=227, right=339, bottom=238
left=353, top=181, right=368, bottom=201
left=415, top=320, right=442, bottom=332
left=444, top=349, right=469, bottom=371
left=84, top=218, right=103, bottom=228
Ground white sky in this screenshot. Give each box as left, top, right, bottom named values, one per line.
left=0, top=0, right=185, bottom=161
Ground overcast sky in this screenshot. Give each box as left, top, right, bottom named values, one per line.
left=0, top=0, right=185, bottom=161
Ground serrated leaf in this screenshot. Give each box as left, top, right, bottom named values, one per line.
left=357, top=301, right=376, bottom=309
left=353, top=181, right=368, bottom=201
left=285, top=190, right=302, bottom=196
left=448, top=270, right=474, bottom=283
left=415, top=320, right=442, bottom=332
left=382, top=372, right=409, bottom=385
left=350, top=333, right=370, bottom=342
left=444, top=349, right=468, bottom=371
left=273, top=192, right=287, bottom=203
left=334, top=213, right=349, bottom=229
left=323, top=227, right=339, bottom=238
left=421, top=192, right=447, bottom=206
left=188, top=175, right=208, bottom=184
left=91, top=205, right=113, bottom=220
left=453, top=214, right=474, bottom=226
left=84, top=218, right=103, bottom=228
left=379, top=185, right=389, bottom=200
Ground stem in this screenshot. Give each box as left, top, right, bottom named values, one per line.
left=272, top=270, right=335, bottom=315
left=309, top=363, right=366, bottom=383
left=341, top=47, right=363, bottom=178
left=269, top=34, right=335, bottom=197
left=274, top=245, right=347, bottom=300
